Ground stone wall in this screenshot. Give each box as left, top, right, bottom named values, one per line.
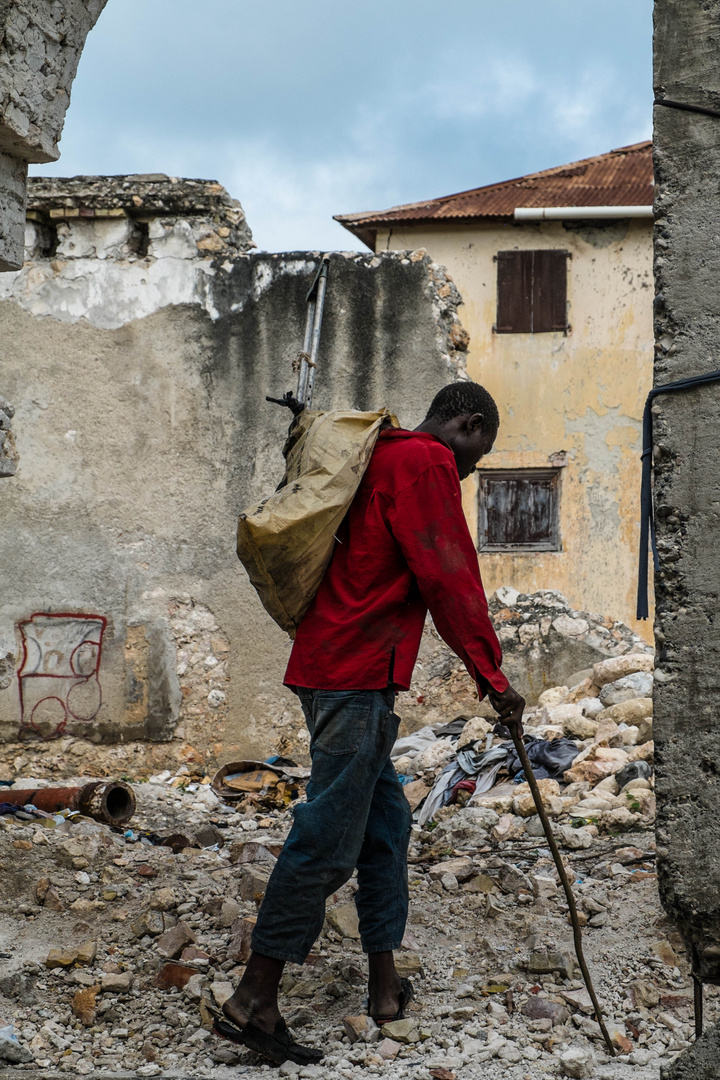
left=654, top=2, right=720, bottom=1075
left=0, top=177, right=467, bottom=778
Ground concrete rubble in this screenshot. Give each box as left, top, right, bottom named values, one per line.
left=0, top=605, right=709, bottom=1080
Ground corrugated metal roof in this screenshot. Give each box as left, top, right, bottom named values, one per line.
left=335, top=141, right=653, bottom=247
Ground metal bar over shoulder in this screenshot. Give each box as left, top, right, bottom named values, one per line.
left=296, top=257, right=330, bottom=408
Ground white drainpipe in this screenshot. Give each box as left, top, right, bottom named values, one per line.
left=514, top=205, right=653, bottom=221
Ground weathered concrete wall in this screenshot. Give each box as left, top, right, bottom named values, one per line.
left=0, top=0, right=109, bottom=270
left=654, top=1, right=720, bottom=1071
left=378, top=217, right=654, bottom=641
left=0, top=392, right=17, bottom=476
left=0, top=149, right=27, bottom=271
left=0, top=201, right=465, bottom=778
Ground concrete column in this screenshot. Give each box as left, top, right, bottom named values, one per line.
left=0, top=151, right=27, bottom=272
left=0, top=0, right=109, bottom=270
left=654, top=1, right=720, bottom=1074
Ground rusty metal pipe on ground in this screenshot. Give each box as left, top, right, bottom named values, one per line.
left=5, top=780, right=136, bottom=826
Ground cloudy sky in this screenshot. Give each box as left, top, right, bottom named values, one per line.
left=34, top=0, right=653, bottom=252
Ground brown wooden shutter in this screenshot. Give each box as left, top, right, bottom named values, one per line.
left=496, top=250, right=532, bottom=333
left=478, top=469, right=560, bottom=550
left=533, top=250, right=568, bottom=332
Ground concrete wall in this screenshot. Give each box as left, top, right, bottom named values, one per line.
left=0, top=216, right=465, bottom=778
left=0, top=0, right=108, bottom=270
left=653, top=4, right=720, bottom=1073
left=377, top=220, right=654, bottom=641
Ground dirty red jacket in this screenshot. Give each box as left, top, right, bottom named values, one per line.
left=285, top=428, right=508, bottom=697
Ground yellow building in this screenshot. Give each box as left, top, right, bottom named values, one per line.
left=336, top=142, right=654, bottom=639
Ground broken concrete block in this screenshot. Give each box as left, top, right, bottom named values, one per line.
left=101, top=971, right=133, bottom=992
left=343, top=1015, right=376, bottom=1043
left=149, top=887, right=177, bottom=911
left=561, top=988, right=597, bottom=1015
left=428, top=856, right=475, bottom=882
left=326, top=903, right=360, bottom=940
left=219, top=898, right=241, bottom=927
left=76, top=941, right=98, bottom=965
left=184, top=973, right=205, bottom=1001
left=45, top=948, right=78, bottom=969
left=629, top=978, right=660, bottom=1008
left=0, top=1030, right=33, bottom=1064
left=153, top=962, right=197, bottom=990
left=211, top=980, right=234, bottom=1007
left=381, top=1018, right=418, bottom=1043
left=377, top=1036, right=402, bottom=1059
left=228, top=915, right=257, bottom=963
left=131, top=910, right=166, bottom=938
left=394, top=952, right=423, bottom=978
left=538, top=686, right=569, bottom=707
left=155, top=921, right=196, bottom=959
left=560, top=1045, right=595, bottom=1078
left=237, top=865, right=271, bottom=904
left=522, top=995, right=569, bottom=1025
left=599, top=671, right=653, bottom=706
left=491, top=814, right=526, bottom=842
left=464, top=872, right=497, bottom=894
left=527, top=949, right=575, bottom=980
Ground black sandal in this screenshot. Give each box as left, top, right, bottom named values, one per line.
left=369, top=977, right=415, bottom=1025
left=213, top=1012, right=323, bottom=1066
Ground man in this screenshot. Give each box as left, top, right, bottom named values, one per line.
left=217, top=381, right=525, bottom=1065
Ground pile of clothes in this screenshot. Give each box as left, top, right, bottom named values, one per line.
left=391, top=719, right=580, bottom=826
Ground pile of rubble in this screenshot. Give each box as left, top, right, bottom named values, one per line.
left=397, top=589, right=653, bottom=732
left=397, top=650, right=656, bottom=846
left=0, top=688, right=711, bottom=1080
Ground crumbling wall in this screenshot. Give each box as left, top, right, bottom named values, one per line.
left=0, top=1, right=109, bottom=270
left=653, top=2, right=720, bottom=1074
left=0, top=200, right=466, bottom=776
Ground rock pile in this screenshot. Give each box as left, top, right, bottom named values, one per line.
left=394, top=650, right=657, bottom=849
left=398, top=590, right=652, bottom=731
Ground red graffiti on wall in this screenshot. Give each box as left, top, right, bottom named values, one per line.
left=17, top=613, right=106, bottom=739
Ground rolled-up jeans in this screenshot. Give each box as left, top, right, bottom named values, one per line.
left=250, top=687, right=412, bottom=964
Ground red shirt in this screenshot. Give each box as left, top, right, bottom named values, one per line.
left=285, top=428, right=509, bottom=697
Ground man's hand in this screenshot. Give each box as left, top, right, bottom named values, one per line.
left=488, top=684, right=525, bottom=738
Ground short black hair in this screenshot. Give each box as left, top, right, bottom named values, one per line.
left=424, top=381, right=500, bottom=429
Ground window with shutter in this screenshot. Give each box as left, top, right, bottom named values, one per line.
left=478, top=469, right=561, bottom=551
left=495, top=250, right=569, bottom=333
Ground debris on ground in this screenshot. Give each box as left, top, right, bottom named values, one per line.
left=0, top=699, right=707, bottom=1079
left=0, top=620, right=700, bottom=1079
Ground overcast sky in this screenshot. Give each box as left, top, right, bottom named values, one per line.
left=33, top=0, right=653, bottom=252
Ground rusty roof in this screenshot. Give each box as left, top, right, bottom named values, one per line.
left=335, top=141, right=653, bottom=248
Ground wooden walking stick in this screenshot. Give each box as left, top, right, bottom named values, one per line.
left=509, top=729, right=616, bottom=1057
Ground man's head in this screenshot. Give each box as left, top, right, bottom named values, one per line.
left=417, top=382, right=499, bottom=479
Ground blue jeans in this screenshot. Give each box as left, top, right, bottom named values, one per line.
left=250, top=688, right=412, bottom=964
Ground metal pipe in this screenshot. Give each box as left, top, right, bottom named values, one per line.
left=6, top=780, right=136, bottom=826
left=509, top=730, right=616, bottom=1057
left=514, top=205, right=653, bottom=221
left=305, top=257, right=330, bottom=409
left=296, top=296, right=316, bottom=406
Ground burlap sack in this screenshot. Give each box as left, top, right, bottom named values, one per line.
left=237, top=409, right=398, bottom=636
